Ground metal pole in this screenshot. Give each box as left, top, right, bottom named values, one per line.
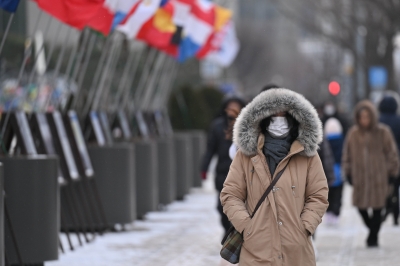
left=133, top=48, right=158, bottom=108
left=140, top=52, right=166, bottom=110
left=99, top=34, right=123, bottom=110
left=44, top=23, right=63, bottom=68
left=64, top=29, right=90, bottom=81
left=91, top=34, right=118, bottom=111
left=30, top=22, right=65, bottom=112
left=81, top=37, right=112, bottom=116
left=0, top=11, right=43, bottom=142
left=151, top=57, right=174, bottom=110
left=160, top=62, right=178, bottom=108
left=53, top=28, right=73, bottom=78
left=71, top=33, right=97, bottom=110
left=0, top=13, right=14, bottom=57
left=16, top=10, right=43, bottom=85
left=71, top=29, right=91, bottom=82
left=121, top=46, right=147, bottom=111
left=113, top=43, right=137, bottom=109
left=44, top=28, right=74, bottom=111
left=26, top=15, right=52, bottom=85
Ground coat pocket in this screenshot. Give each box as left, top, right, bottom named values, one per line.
left=243, top=218, right=255, bottom=242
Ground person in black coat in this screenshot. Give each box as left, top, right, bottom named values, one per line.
left=201, top=97, right=246, bottom=234
left=379, top=96, right=400, bottom=225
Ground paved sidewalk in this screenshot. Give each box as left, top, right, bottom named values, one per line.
left=48, top=184, right=400, bottom=266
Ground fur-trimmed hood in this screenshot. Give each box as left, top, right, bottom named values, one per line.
left=233, top=88, right=323, bottom=157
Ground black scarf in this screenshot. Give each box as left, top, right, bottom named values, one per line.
left=263, top=132, right=294, bottom=176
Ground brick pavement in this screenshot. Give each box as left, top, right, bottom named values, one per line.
left=47, top=184, right=400, bottom=266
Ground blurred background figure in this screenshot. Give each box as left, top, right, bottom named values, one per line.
left=342, top=100, right=400, bottom=247
left=324, top=117, right=345, bottom=226
left=322, top=101, right=350, bottom=136
left=379, top=96, right=400, bottom=225
left=201, top=97, right=246, bottom=236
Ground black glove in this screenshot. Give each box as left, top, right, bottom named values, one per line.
left=389, top=176, right=396, bottom=185
left=347, top=175, right=352, bottom=186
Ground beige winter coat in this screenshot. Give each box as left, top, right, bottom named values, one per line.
left=342, top=100, right=400, bottom=209
left=221, top=89, right=329, bottom=266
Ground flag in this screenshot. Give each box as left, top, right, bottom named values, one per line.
left=116, top=0, right=162, bottom=39
left=136, top=0, right=179, bottom=56
left=86, top=0, right=118, bottom=35
left=34, top=0, right=105, bottom=30
left=0, top=0, right=20, bottom=12
left=112, top=0, right=141, bottom=29
left=196, top=4, right=231, bottom=59
left=205, top=21, right=239, bottom=67
left=177, top=0, right=215, bottom=62
left=87, top=0, right=143, bottom=35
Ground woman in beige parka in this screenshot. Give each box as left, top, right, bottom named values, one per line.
left=220, top=88, right=329, bottom=266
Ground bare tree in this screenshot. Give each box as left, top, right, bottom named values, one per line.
left=270, top=0, right=400, bottom=98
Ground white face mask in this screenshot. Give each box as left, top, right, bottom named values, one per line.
left=268, top=116, right=290, bottom=137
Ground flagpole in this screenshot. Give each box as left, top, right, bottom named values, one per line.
left=70, top=29, right=91, bottom=82
left=81, top=37, right=112, bottom=116
left=120, top=45, right=146, bottom=111
left=90, top=33, right=118, bottom=111
left=151, top=57, right=174, bottom=110
left=140, top=52, right=166, bottom=110
left=133, top=48, right=158, bottom=109
left=16, top=10, right=43, bottom=85
left=99, top=34, right=123, bottom=111
left=71, top=33, right=97, bottom=110
left=121, top=48, right=150, bottom=112
left=113, top=42, right=137, bottom=110
left=53, top=28, right=73, bottom=79
left=0, top=10, right=43, bottom=142
left=159, top=62, right=178, bottom=108
left=26, top=15, right=52, bottom=86
left=44, top=27, right=73, bottom=111
left=30, top=22, right=66, bottom=113
left=44, top=23, right=63, bottom=67
left=0, top=13, right=14, bottom=57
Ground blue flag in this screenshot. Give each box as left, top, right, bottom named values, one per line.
left=0, top=0, right=20, bottom=13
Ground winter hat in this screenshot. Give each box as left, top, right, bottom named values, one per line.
left=379, top=96, right=398, bottom=114
left=324, top=117, right=343, bottom=135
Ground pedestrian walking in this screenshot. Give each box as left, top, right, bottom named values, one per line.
left=220, top=88, right=328, bottom=265
left=379, top=96, right=400, bottom=225
left=342, top=100, right=400, bottom=247
left=201, top=96, right=246, bottom=236
left=324, top=117, right=345, bottom=226
left=322, top=101, right=350, bottom=136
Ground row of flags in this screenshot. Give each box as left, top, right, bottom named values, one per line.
left=31, top=0, right=239, bottom=67
left=0, top=0, right=239, bottom=66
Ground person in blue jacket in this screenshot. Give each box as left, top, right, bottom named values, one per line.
left=379, top=95, right=400, bottom=225
left=324, top=117, right=345, bottom=226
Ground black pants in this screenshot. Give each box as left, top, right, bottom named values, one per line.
left=393, top=179, right=400, bottom=224
left=217, top=194, right=231, bottom=234
left=216, top=174, right=231, bottom=235
left=386, top=178, right=400, bottom=224
left=327, top=185, right=343, bottom=216
left=358, top=209, right=382, bottom=246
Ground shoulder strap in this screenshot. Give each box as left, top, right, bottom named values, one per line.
left=250, top=158, right=291, bottom=218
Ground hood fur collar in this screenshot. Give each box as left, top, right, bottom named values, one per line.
left=233, top=88, right=323, bottom=157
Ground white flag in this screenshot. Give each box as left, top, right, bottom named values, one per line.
left=205, top=21, right=239, bottom=67
left=116, top=0, right=162, bottom=39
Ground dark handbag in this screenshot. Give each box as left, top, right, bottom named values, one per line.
left=220, top=161, right=291, bottom=264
